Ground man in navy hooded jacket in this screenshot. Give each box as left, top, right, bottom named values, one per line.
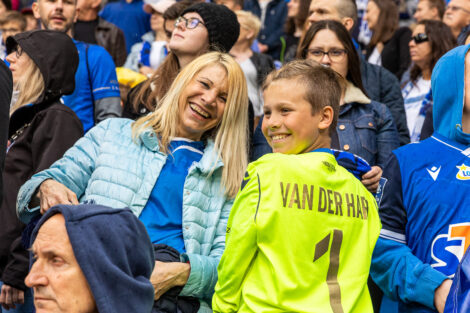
left=25, top=204, right=155, bottom=313
left=370, top=45, right=470, bottom=312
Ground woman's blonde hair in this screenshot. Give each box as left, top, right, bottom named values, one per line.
left=235, top=10, right=261, bottom=46
left=10, top=52, right=45, bottom=115
left=132, top=52, right=249, bottom=198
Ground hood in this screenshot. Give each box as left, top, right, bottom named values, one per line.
left=30, top=204, right=155, bottom=313
left=6, top=30, right=78, bottom=103
left=432, top=44, right=470, bottom=145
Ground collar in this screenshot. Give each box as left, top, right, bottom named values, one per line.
left=96, top=17, right=112, bottom=30
left=139, top=128, right=224, bottom=172
left=343, top=81, right=371, bottom=105
left=431, top=132, right=470, bottom=155
left=310, top=147, right=334, bottom=155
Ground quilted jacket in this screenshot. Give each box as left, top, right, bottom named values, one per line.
left=17, top=118, right=233, bottom=312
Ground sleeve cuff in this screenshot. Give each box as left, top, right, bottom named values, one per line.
left=412, top=266, right=448, bottom=309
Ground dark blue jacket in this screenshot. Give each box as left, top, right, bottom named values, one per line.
left=243, top=0, right=287, bottom=60
left=360, top=58, right=410, bottom=146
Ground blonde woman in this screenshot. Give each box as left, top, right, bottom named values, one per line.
left=17, top=51, right=248, bottom=312
left=0, top=30, right=82, bottom=311
left=230, top=10, right=274, bottom=123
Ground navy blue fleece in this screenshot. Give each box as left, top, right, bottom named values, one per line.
left=30, top=204, right=155, bottom=313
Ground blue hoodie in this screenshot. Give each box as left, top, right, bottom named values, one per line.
left=29, top=204, right=155, bottom=313
left=432, top=44, right=470, bottom=145
left=371, top=45, right=470, bottom=313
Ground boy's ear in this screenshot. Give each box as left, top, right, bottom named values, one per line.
left=318, top=106, right=334, bottom=131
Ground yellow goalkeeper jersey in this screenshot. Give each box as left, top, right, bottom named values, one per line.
left=213, top=151, right=381, bottom=313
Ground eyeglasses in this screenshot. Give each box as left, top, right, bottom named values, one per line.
left=306, top=49, right=347, bottom=62
left=411, top=33, right=429, bottom=44
left=447, top=5, right=470, bottom=15
left=174, top=16, right=205, bottom=29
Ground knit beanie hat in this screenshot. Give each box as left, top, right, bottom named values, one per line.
left=181, top=2, right=240, bottom=53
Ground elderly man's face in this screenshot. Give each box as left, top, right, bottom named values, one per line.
left=25, top=214, right=97, bottom=313
left=444, top=0, right=470, bottom=32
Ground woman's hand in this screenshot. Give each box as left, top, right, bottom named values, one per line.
left=0, top=284, right=24, bottom=310
left=150, top=261, right=190, bottom=300
left=36, top=179, right=78, bottom=214
left=139, top=66, right=155, bottom=77
left=361, top=166, right=383, bottom=193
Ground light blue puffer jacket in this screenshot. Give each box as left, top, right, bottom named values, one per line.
left=17, top=118, right=233, bottom=312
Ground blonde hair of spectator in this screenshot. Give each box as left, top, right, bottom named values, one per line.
left=235, top=10, right=261, bottom=45
left=132, top=52, right=249, bottom=198
left=10, top=54, right=44, bottom=115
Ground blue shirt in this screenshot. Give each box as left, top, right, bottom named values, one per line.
left=372, top=133, right=470, bottom=312
left=62, top=40, right=120, bottom=132
left=139, top=139, right=205, bottom=253
left=100, top=0, right=151, bottom=53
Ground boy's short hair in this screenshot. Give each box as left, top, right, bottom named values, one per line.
left=0, top=11, right=26, bottom=30
left=235, top=10, right=261, bottom=46
left=263, top=59, right=343, bottom=131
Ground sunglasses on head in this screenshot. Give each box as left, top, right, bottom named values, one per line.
left=412, top=33, right=429, bottom=44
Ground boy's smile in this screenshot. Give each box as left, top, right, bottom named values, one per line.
left=262, top=79, right=331, bottom=154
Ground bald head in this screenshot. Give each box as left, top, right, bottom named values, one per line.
left=308, top=0, right=357, bottom=31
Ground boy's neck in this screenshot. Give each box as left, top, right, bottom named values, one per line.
left=305, top=137, right=331, bottom=153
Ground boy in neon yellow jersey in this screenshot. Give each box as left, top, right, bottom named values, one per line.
left=213, top=60, right=381, bottom=313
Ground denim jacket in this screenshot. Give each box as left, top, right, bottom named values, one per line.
left=335, top=82, right=400, bottom=169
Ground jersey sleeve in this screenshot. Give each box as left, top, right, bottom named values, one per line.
left=212, top=164, right=260, bottom=312
left=371, top=237, right=447, bottom=309
left=377, top=153, right=407, bottom=244
left=88, top=45, right=120, bottom=101
left=371, top=153, right=448, bottom=309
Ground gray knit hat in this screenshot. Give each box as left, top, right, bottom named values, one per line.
left=181, top=2, right=240, bottom=53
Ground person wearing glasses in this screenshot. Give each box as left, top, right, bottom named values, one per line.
left=298, top=20, right=400, bottom=193
left=444, top=0, right=470, bottom=39
left=124, top=0, right=176, bottom=75
left=401, top=20, right=455, bottom=143
left=123, top=2, right=240, bottom=120
left=0, top=30, right=83, bottom=313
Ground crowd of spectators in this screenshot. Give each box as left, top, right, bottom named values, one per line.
left=1, top=0, right=470, bottom=312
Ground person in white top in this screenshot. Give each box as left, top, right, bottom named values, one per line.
left=402, top=19, right=455, bottom=142
left=124, top=0, right=175, bottom=75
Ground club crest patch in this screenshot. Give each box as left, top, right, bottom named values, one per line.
left=456, top=164, right=470, bottom=180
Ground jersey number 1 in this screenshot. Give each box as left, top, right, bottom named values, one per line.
left=313, top=229, right=344, bottom=313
